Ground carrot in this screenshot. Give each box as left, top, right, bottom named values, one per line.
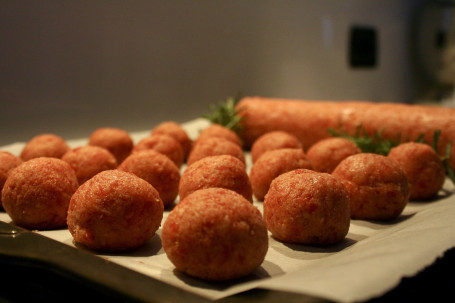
left=235, top=96, right=455, bottom=173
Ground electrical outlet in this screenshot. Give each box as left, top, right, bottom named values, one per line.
left=349, top=26, right=378, bottom=68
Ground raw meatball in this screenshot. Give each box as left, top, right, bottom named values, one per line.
left=118, top=150, right=180, bottom=207
left=306, top=137, right=361, bottom=173
left=187, top=136, right=245, bottom=166
left=88, top=127, right=133, bottom=164
left=249, top=148, right=312, bottom=201
left=179, top=155, right=252, bottom=202
left=2, top=157, right=79, bottom=230
left=20, top=134, right=70, bottom=161
left=263, top=169, right=350, bottom=245
left=61, top=145, right=118, bottom=185
left=67, top=170, right=164, bottom=252
left=133, top=134, right=184, bottom=168
left=251, top=131, right=302, bottom=163
left=332, top=153, right=409, bottom=221
left=0, top=151, right=23, bottom=209
left=195, top=124, right=242, bottom=147
left=151, top=121, right=192, bottom=160
left=388, top=142, right=445, bottom=200
left=162, top=188, right=268, bottom=281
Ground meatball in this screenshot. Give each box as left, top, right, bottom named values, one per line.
left=306, top=137, right=361, bottom=173
left=263, top=169, right=350, bottom=245
left=133, top=134, right=184, bottom=168
left=250, top=131, right=302, bottom=163
left=187, top=136, right=245, bottom=166
left=61, top=145, right=118, bottom=185
left=67, top=170, right=164, bottom=252
left=162, top=188, right=268, bottom=281
left=88, top=127, right=133, bottom=164
left=179, top=155, right=252, bottom=202
left=20, top=134, right=70, bottom=161
left=0, top=151, right=23, bottom=209
left=332, top=153, right=409, bottom=221
left=118, top=150, right=180, bottom=207
left=195, top=124, right=242, bottom=147
left=151, top=121, right=192, bottom=160
left=2, top=157, right=79, bottom=230
left=249, top=148, right=312, bottom=201
left=388, top=142, right=445, bottom=200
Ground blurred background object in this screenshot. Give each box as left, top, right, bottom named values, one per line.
left=414, top=0, right=455, bottom=105
left=0, top=0, right=452, bottom=145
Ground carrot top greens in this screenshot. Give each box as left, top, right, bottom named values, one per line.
left=328, top=125, right=402, bottom=156
left=202, top=93, right=244, bottom=133
left=432, top=130, right=455, bottom=184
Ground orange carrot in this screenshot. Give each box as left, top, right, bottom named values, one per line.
left=236, top=97, right=455, bottom=163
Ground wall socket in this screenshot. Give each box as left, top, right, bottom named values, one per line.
left=349, top=26, right=378, bottom=68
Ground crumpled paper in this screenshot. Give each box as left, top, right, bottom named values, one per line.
left=1, top=118, right=454, bottom=303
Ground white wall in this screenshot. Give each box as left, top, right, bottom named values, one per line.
left=0, top=0, right=425, bottom=146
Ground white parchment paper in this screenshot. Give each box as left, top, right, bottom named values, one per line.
left=1, top=118, right=454, bottom=302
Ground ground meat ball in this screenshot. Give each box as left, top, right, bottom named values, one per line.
left=263, top=169, right=350, bottom=245
left=179, top=155, right=252, bottom=202
left=0, top=151, right=23, bottom=209
left=88, top=127, right=133, bottom=164
left=20, top=134, right=70, bottom=161
left=151, top=121, right=192, bottom=160
left=187, top=136, right=245, bottom=166
left=162, top=188, right=268, bottom=281
left=133, top=134, right=184, bottom=168
left=61, top=145, right=118, bottom=185
left=388, top=142, right=445, bottom=200
left=67, top=170, right=163, bottom=252
left=2, top=157, right=79, bottom=230
left=118, top=150, right=180, bottom=207
left=249, top=148, right=312, bottom=201
left=332, top=153, right=409, bottom=221
left=306, top=137, right=362, bottom=173
left=195, top=124, right=242, bottom=147
left=250, top=131, right=303, bottom=163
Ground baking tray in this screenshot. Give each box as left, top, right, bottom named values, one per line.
left=1, top=119, right=455, bottom=302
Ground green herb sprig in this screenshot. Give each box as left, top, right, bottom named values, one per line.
left=202, top=93, right=244, bottom=134
left=432, top=130, right=455, bottom=184
left=328, top=125, right=401, bottom=156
